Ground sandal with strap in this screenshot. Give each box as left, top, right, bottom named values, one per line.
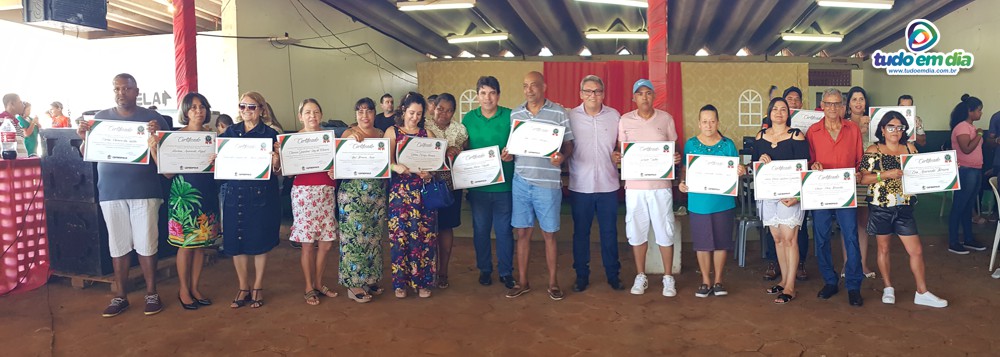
left=304, top=290, right=320, bottom=306
left=347, top=288, right=372, bottom=303
left=766, top=285, right=784, bottom=295
left=317, top=286, right=338, bottom=298
left=774, top=293, right=795, bottom=304
left=250, top=289, right=265, bottom=308
left=230, top=289, right=251, bottom=309
left=394, top=288, right=407, bottom=298
left=368, top=284, right=385, bottom=296
left=437, top=275, right=449, bottom=289
left=418, top=288, right=432, bottom=298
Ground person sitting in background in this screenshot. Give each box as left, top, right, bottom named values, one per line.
left=48, top=101, right=71, bottom=128
left=860, top=111, right=947, bottom=308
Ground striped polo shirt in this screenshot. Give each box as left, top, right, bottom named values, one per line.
left=510, top=99, right=575, bottom=189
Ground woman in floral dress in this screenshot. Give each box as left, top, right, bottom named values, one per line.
left=149, top=92, right=219, bottom=310
left=338, top=97, right=387, bottom=303
left=384, top=92, right=438, bottom=299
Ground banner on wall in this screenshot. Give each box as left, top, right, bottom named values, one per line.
left=870, top=19, right=974, bottom=76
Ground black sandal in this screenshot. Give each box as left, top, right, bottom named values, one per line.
left=774, top=293, right=795, bottom=304
left=250, top=289, right=264, bottom=308
left=437, top=275, right=449, bottom=289
left=230, top=289, right=250, bottom=309
left=765, top=285, right=784, bottom=295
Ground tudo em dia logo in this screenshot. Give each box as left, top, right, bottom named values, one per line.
left=870, top=19, right=974, bottom=76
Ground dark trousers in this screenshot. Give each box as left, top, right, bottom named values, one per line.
left=948, top=167, right=982, bottom=247
left=813, top=208, right=863, bottom=291
left=569, top=191, right=621, bottom=283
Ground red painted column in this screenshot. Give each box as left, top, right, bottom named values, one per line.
left=647, top=0, right=667, bottom=111
left=174, top=0, right=198, bottom=105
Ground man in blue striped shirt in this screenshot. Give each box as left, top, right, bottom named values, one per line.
left=504, top=71, right=575, bottom=300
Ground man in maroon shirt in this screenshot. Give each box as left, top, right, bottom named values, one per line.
left=806, top=88, right=865, bottom=307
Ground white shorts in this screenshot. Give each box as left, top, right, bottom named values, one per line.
left=758, top=199, right=804, bottom=228
left=100, top=198, right=163, bottom=258
left=625, top=189, right=675, bottom=247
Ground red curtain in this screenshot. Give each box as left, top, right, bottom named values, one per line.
left=174, top=0, right=198, bottom=108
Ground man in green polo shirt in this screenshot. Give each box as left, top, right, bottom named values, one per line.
left=463, top=76, right=517, bottom=290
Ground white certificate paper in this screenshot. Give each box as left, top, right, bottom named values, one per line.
left=621, top=141, right=675, bottom=180
left=789, top=109, right=824, bottom=135
left=506, top=119, right=565, bottom=158
left=396, top=136, right=448, bottom=172
left=901, top=150, right=961, bottom=194
left=334, top=138, right=391, bottom=179
left=753, top=159, right=807, bottom=200
left=451, top=145, right=506, bottom=189
left=156, top=131, right=216, bottom=174
left=685, top=154, right=740, bottom=196
left=800, top=168, right=858, bottom=210
left=869, top=106, right=917, bottom=142
left=214, top=138, right=273, bottom=180
left=277, top=131, right=336, bottom=176
left=83, top=119, right=151, bottom=164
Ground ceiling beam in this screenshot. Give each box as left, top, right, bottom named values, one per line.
left=106, top=12, right=169, bottom=33
left=115, top=0, right=218, bottom=31
left=748, top=0, right=815, bottom=56
left=827, top=0, right=950, bottom=57
left=321, top=0, right=458, bottom=56
left=507, top=0, right=585, bottom=56
left=711, top=0, right=778, bottom=55
left=679, top=0, right=721, bottom=55
left=475, top=1, right=542, bottom=57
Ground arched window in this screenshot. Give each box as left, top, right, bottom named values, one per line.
left=738, top=89, right=763, bottom=127
left=459, top=89, right=477, bottom=122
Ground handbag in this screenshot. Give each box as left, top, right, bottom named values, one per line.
left=421, top=179, right=454, bottom=210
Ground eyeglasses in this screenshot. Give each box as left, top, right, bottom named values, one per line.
left=238, top=103, right=260, bottom=111
left=581, top=89, right=605, bottom=96
left=885, top=125, right=908, bottom=133
left=822, top=101, right=844, bottom=107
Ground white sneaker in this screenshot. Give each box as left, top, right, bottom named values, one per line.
left=630, top=273, right=648, bottom=295
left=992, top=269, right=1000, bottom=279
left=662, top=275, right=677, bottom=297
left=914, top=291, right=948, bottom=308
left=881, top=287, right=895, bottom=304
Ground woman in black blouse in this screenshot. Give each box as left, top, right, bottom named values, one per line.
left=753, top=97, right=810, bottom=304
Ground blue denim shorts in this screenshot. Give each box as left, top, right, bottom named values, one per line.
left=511, top=174, right=562, bottom=233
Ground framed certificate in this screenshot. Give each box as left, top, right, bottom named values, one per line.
left=800, top=168, right=858, bottom=210
left=505, top=119, right=565, bottom=158
left=451, top=145, right=506, bottom=189
left=155, top=131, right=216, bottom=174
left=685, top=154, right=740, bottom=196
left=83, top=119, right=151, bottom=164
left=789, top=109, right=824, bottom=135
left=333, top=138, right=391, bottom=179
left=214, top=137, right=273, bottom=180
left=396, top=136, right=448, bottom=172
left=869, top=106, right=917, bottom=142
left=901, top=150, right=961, bottom=194
left=277, top=131, right=336, bottom=176
left=753, top=159, right=807, bottom=200
left=621, top=141, right=675, bottom=180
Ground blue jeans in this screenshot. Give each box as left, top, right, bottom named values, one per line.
left=468, top=190, right=515, bottom=277
left=812, top=208, right=863, bottom=290
left=764, top=212, right=810, bottom=264
left=569, top=191, right=621, bottom=283
left=948, top=167, right=981, bottom=247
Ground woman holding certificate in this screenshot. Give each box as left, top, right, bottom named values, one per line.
left=678, top=105, right=745, bottom=298
left=384, top=92, right=438, bottom=299
left=859, top=111, right=947, bottom=308
left=148, top=92, right=220, bottom=310
left=288, top=99, right=340, bottom=306
left=220, top=91, right=281, bottom=309
left=338, top=98, right=387, bottom=303
left=752, top=98, right=809, bottom=304
left=426, top=93, right=468, bottom=289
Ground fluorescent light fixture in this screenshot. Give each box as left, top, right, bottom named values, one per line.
left=481, top=54, right=490, bottom=57
left=816, top=0, right=893, bottom=10
left=446, top=33, right=509, bottom=44
left=458, top=51, right=475, bottom=58
left=736, top=48, right=749, bottom=56
left=579, top=47, right=592, bottom=56
left=695, top=48, right=710, bottom=56
left=617, top=47, right=631, bottom=55
left=443, top=55, right=453, bottom=59
left=780, top=32, right=843, bottom=42
left=426, top=53, right=438, bottom=59
left=585, top=31, right=649, bottom=40
left=502, top=50, right=515, bottom=58
left=575, top=0, right=648, bottom=8
left=397, top=0, right=475, bottom=11
left=538, top=47, right=553, bottom=56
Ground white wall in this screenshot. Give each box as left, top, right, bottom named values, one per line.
left=864, top=1, right=998, bottom=130
left=230, top=0, right=423, bottom=131
left=0, top=20, right=234, bottom=128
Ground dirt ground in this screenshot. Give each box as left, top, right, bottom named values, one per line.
left=2, top=216, right=999, bottom=356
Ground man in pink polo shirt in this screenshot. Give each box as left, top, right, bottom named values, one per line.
left=613, top=79, right=681, bottom=297
left=806, top=88, right=865, bottom=307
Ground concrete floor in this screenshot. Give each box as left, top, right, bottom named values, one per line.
left=3, top=198, right=1000, bottom=356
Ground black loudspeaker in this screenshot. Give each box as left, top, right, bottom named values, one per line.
left=41, top=129, right=98, bottom=203
left=23, top=0, right=107, bottom=32
left=47, top=200, right=112, bottom=276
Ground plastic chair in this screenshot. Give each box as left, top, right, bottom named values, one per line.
left=987, top=177, right=1000, bottom=272
left=733, top=174, right=763, bottom=267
